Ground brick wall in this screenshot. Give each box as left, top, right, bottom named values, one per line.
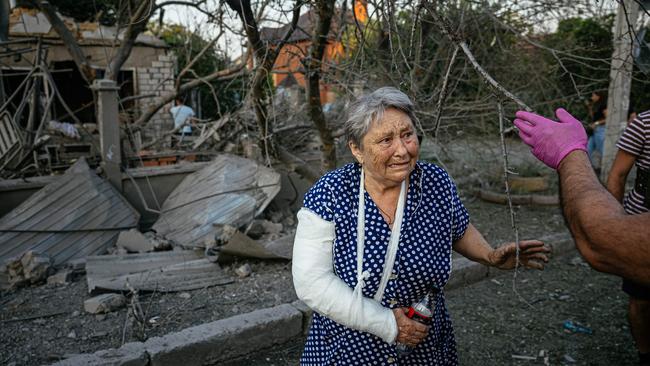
left=136, top=53, right=176, bottom=144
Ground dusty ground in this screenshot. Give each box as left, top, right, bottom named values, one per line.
left=223, top=255, right=635, bottom=366
left=0, top=133, right=598, bottom=366
left=0, top=190, right=574, bottom=366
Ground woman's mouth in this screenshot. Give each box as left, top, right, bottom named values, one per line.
left=388, top=161, right=410, bottom=169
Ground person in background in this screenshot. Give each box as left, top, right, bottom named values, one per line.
left=169, top=97, right=195, bottom=144
left=606, top=110, right=650, bottom=366
left=586, top=91, right=608, bottom=165
left=514, top=108, right=650, bottom=366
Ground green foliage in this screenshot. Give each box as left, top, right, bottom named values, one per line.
left=17, top=0, right=121, bottom=25
left=156, top=24, right=245, bottom=118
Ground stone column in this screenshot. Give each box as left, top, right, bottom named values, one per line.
left=92, top=79, right=122, bottom=191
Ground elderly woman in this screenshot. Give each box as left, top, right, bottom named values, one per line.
left=292, top=87, right=550, bottom=365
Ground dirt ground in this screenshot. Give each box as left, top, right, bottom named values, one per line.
left=223, top=255, right=636, bottom=366
left=0, top=190, right=576, bottom=366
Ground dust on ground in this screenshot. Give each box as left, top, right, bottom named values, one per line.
left=223, top=255, right=635, bottom=366
left=1, top=187, right=605, bottom=366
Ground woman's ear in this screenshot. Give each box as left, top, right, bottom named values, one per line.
left=349, top=141, right=363, bottom=165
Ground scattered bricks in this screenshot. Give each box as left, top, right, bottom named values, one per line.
left=144, top=304, right=302, bottom=366
left=50, top=341, right=148, bottom=366
left=47, top=270, right=73, bottom=285
left=84, top=294, right=126, bottom=314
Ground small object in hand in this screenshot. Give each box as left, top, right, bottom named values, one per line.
left=396, top=289, right=438, bottom=357
left=563, top=320, right=593, bottom=334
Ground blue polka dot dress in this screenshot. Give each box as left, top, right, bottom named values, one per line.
left=301, top=162, right=470, bottom=365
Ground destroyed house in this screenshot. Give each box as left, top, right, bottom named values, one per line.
left=0, top=7, right=176, bottom=173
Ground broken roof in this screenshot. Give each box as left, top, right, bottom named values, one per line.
left=260, top=8, right=353, bottom=44
left=8, top=7, right=166, bottom=47
left=152, top=154, right=281, bottom=248
left=0, top=158, right=140, bottom=267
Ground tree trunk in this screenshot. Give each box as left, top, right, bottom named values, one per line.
left=106, top=0, right=152, bottom=81
left=306, top=0, right=337, bottom=171
left=28, top=0, right=95, bottom=84
left=601, top=0, right=639, bottom=180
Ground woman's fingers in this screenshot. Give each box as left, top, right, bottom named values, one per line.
left=393, top=308, right=430, bottom=346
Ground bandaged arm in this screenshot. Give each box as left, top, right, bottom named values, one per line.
left=292, top=208, right=398, bottom=343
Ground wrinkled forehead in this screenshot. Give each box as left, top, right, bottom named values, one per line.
left=367, top=107, right=414, bottom=133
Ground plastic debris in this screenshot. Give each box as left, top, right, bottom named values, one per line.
left=563, top=320, right=593, bottom=334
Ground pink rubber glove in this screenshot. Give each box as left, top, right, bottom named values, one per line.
left=513, top=108, right=588, bottom=170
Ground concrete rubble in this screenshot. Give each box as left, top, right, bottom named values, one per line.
left=46, top=269, right=74, bottom=286
left=4, top=250, right=53, bottom=288
left=84, top=293, right=127, bottom=314
left=86, top=250, right=233, bottom=293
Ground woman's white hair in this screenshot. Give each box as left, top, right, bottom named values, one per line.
left=344, top=87, right=419, bottom=148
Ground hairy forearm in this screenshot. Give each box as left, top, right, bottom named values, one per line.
left=452, top=223, right=492, bottom=266
left=558, top=151, right=650, bottom=284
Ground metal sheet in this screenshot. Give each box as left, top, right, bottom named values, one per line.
left=152, top=154, right=281, bottom=248
left=86, top=250, right=233, bottom=293
left=0, top=159, right=140, bottom=267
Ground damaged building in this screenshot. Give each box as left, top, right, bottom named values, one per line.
left=0, top=7, right=177, bottom=176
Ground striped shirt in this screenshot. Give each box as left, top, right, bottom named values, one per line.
left=616, top=110, right=650, bottom=214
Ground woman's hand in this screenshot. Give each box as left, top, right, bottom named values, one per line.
left=392, top=308, right=429, bottom=347
left=488, top=240, right=551, bottom=270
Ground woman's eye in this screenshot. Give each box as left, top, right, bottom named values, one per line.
left=379, top=137, right=392, bottom=144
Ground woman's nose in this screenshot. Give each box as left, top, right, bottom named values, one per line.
left=394, top=138, right=408, bottom=156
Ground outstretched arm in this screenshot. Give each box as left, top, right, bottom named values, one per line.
left=514, top=108, right=650, bottom=285
left=453, top=223, right=549, bottom=270
left=558, top=151, right=650, bottom=285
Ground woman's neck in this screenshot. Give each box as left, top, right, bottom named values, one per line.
left=363, top=173, right=406, bottom=197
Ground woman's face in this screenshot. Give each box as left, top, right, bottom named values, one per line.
left=350, top=108, right=419, bottom=188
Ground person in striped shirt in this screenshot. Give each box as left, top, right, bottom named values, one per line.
left=514, top=107, right=650, bottom=365
left=606, top=110, right=650, bottom=365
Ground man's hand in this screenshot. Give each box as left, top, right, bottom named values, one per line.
left=488, top=240, right=551, bottom=270
left=514, top=108, right=588, bottom=169
left=392, top=308, right=429, bottom=347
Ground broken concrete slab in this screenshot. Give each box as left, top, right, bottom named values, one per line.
left=49, top=341, right=148, bottom=366
left=116, top=229, right=154, bottom=253
left=86, top=250, right=233, bottom=293
left=5, top=250, right=53, bottom=288
left=144, top=303, right=302, bottom=366
left=47, top=269, right=73, bottom=285
left=0, top=159, right=140, bottom=268
left=218, top=226, right=292, bottom=260
left=151, top=154, right=281, bottom=249
left=84, top=293, right=127, bottom=314
left=246, top=219, right=283, bottom=239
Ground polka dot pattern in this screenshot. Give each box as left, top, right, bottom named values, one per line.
left=301, top=162, right=469, bottom=365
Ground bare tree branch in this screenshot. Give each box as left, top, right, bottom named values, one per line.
left=132, top=64, right=247, bottom=129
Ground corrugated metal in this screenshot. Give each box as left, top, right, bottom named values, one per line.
left=86, top=250, right=233, bottom=293
left=0, top=159, right=140, bottom=266
left=152, top=154, right=281, bottom=248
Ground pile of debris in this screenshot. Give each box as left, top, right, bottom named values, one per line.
left=0, top=153, right=295, bottom=315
